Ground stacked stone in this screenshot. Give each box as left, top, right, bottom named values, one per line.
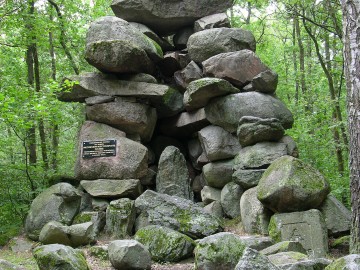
left=24, top=0, right=353, bottom=269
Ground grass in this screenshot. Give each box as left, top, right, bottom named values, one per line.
left=0, top=249, right=38, bottom=270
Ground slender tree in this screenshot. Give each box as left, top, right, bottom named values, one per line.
left=341, top=0, right=360, bottom=253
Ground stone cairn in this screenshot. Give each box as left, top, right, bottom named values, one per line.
left=24, top=0, right=352, bottom=269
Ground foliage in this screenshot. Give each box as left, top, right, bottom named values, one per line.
left=0, top=0, right=110, bottom=245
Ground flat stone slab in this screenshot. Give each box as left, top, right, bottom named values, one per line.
left=80, top=179, right=142, bottom=199
left=111, top=0, right=234, bottom=35
left=194, top=13, right=230, bottom=32
left=59, top=72, right=183, bottom=118
left=184, top=78, right=240, bottom=112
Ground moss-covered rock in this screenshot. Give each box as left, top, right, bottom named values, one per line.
left=25, top=183, right=81, bottom=241
left=135, top=190, right=223, bottom=239
left=260, top=241, right=306, bottom=256
left=135, top=225, right=195, bottom=262
left=268, top=210, right=328, bottom=258
left=184, top=78, right=240, bottom=111
left=257, top=156, right=330, bottom=213
left=325, top=254, right=360, bottom=270
left=33, top=244, right=90, bottom=270
left=194, top=232, right=247, bottom=270
left=235, top=247, right=280, bottom=270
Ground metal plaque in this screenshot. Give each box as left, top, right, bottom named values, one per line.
left=82, top=140, right=117, bottom=159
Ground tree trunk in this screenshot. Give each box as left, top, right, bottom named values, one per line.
left=303, top=17, right=345, bottom=174
left=25, top=0, right=37, bottom=166
left=292, top=16, right=299, bottom=103
left=341, top=0, right=360, bottom=253
left=49, top=13, right=59, bottom=171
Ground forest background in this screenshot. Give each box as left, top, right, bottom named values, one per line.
left=0, top=0, right=347, bottom=246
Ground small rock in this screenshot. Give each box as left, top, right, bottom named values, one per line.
left=203, top=201, right=224, bottom=218
left=156, top=146, right=192, bottom=199
left=201, top=186, right=221, bottom=205
left=33, top=244, right=89, bottom=270
left=221, top=182, right=243, bottom=218
left=252, top=70, right=279, bottom=94
left=135, top=225, right=195, bottom=262
left=106, top=198, right=136, bottom=239
left=261, top=241, right=307, bottom=256
left=194, top=13, right=230, bottom=32
left=202, top=159, right=233, bottom=188
left=174, top=61, right=203, bottom=90
left=235, top=247, right=280, bottom=270
left=184, top=78, right=240, bottom=112
left=237, top=116, right=285, bottom=147
left=198, top=125, right=241, bottom=162
left=108, top=240, right=151, bottom=270
left=232, top=169, right=265, bottom=189
left=240, top=187, right=272, bottom=235
left=80, top=179, right=142, bottom=199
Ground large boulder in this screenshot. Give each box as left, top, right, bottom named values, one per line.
left=325, top=254, right=360, bottom=270
left=234, top=142, right=288, bottom=170
left=135, top=190, right=223, bottom=239
left=85, top=16, right=162, bottom=74
left=205, top=92, right=294, bottom=133
left=108, top=240, right=152, bottom=270
left=86, top=98, right=157, bottom=142
left=240, top=187, right=272, bottom=235
left=198, top=125, right=241, bottom=162
left=319, top=194, right=351, bottom=236
left=269, top=209, right=329, bottom=258
left=203, top=50, right=269, bottom=88
left=194, top=13, right=230, bottom=32
left=110, top=0, right=234, bottom=35
left=188, top=28, right=256, bottom=63
left=80, top=179, right=142, bottom=199
left=33, top=244, right=89, bottom=270
left=237, top=116, right=285, bottom=147
left=106, top=198, right=136, bottom=239
left=202, top=159, right=234, bottom=188
left=59, top=73, right=183, bottom=118
left=25, top=183, right=81, bottom=241
left=194, top=232, right=247, bottom=270
left=156, top=146, right=192, bottom=199
left=135, top=225, right=195, bottom=262
left=235, top=248, right=280, bottom=270
left=184, top=78, right=240, bottom=111
left=257, top=156, right=330, bottom=213
left=74, top=121, right=148, bottom=180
